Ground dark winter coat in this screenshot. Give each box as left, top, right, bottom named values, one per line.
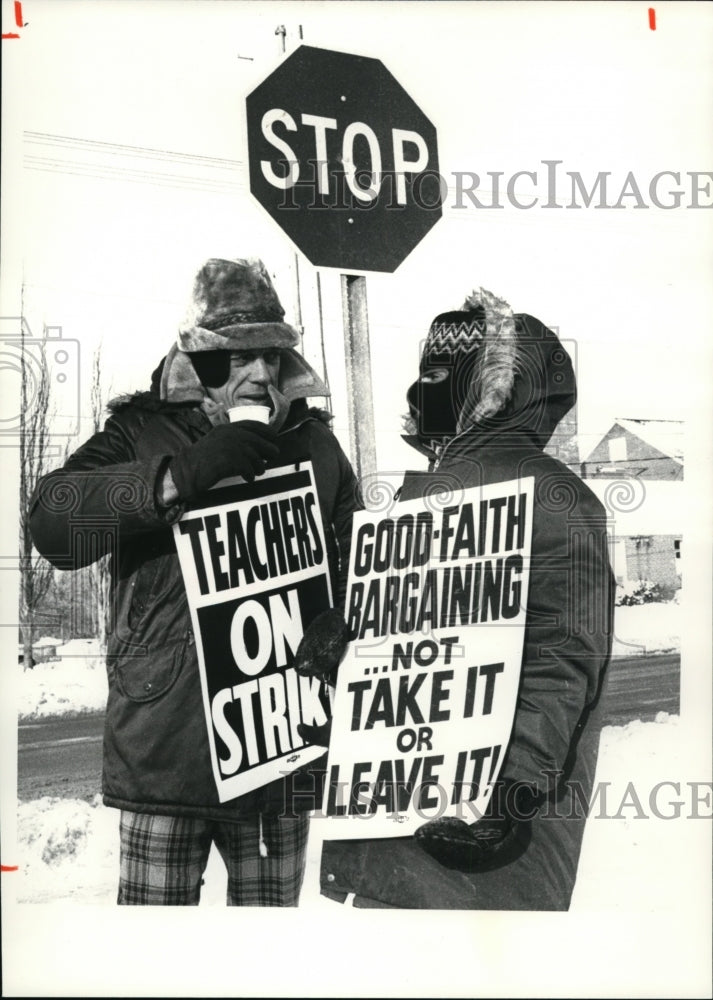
left=29, top=390, right=361, bottom=820
left=321, top=315, right=615, bottom=910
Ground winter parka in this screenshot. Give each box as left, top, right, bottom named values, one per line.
left=29, top=388, right=361, bottom=821
left=320, top=313, right=615, bottom=910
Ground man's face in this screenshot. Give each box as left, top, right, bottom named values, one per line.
left=206, top=349, right=281, bottom=410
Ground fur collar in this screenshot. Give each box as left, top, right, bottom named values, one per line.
left=107, top=383, right=333, bottom=432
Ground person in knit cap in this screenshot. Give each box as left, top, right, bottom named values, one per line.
left=29, top=257, right=362, bottom=906
left=299, top=287, right=615, bottom=911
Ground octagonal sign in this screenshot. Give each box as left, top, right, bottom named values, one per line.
left=246, top=46, right=442, bottom=273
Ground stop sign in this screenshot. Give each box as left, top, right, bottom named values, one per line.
left=246, top=46, right=442, bottom=273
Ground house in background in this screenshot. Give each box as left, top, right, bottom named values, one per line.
left=545, top=405, right=579, bottom=469
left=580, top=418, right=683, bottom=481
left=582, top=418, right=683, bottom=594
left=609, top=535, right=682, bottom=594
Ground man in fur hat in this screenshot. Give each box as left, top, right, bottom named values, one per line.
left=29, top=257, right=361, bottom=906
left=299, top=288, right=615, bottom=910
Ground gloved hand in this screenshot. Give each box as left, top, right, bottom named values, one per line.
left=293, top=610, right=349, bottom=747
left=293, top=608, right=349, bottom=682
left=297, top=719, right=332, bottom=748
left=414, top=779, right=538, bottom=873
left=169, top=421, right=280, bottom=500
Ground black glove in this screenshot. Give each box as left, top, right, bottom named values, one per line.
left=293, top=608, right=349, bottom=682
left=169, top=421, right=280, bottom=500
left=414, top=780, right=538, bottom=873
left=297, top=719, right=332, bottom=748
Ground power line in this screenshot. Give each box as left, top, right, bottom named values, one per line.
left=24, top=131, right=244, bottom=168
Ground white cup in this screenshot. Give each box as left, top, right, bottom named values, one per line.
left=227, top=404, right=271, bottom=425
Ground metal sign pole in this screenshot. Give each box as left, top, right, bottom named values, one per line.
left=341, top=274, right=376, bottom=483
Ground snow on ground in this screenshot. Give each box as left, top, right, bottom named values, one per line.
left=14, top=792, right=328, bottom=907
left=610, top=599, right=680, bottom=657
left=16, top=794, right=121, bottom=905
left=17, top=638, right=108, bottom=720
left=12, top=602, right=699, bottom=909
left=570, top=713, right=705, bottom=911
left=13, top=713, right=706, bottom=911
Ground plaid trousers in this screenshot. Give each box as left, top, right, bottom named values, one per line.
left=117, top=810, right=310, bottom=906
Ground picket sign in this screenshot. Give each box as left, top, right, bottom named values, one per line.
left=323, top=476, right=535, bottom=839
left=173, top=463, right=332, bottom=802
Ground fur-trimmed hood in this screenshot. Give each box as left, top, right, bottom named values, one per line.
left=404, top=288, right=576, bottom=462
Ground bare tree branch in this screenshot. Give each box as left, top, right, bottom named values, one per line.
left=18, top=305, right=55, bottom=669
left=89, top=344, right=112, bottom=652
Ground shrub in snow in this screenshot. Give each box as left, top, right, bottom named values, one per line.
left=41, top=824, right=89, bottom=865
left=615, top=579, right=679, bottom=606
left=18, top=797, right=92, bottom=867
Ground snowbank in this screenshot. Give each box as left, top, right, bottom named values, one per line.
left=16, top=794, right=120, bottom=905
left=571, top=712, right=695, bottom=911
left=612, top=600, right=680, bottom=657
left=17, top=638, right=108, bottom=720
left=32, top=636, right=63, bottom=649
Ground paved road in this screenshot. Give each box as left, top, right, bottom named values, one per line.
left=17, top=653, right=680, bottom=802
left=18, top=714, right=104, bottom=802
left=603, top=652, right=679, bottom=726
